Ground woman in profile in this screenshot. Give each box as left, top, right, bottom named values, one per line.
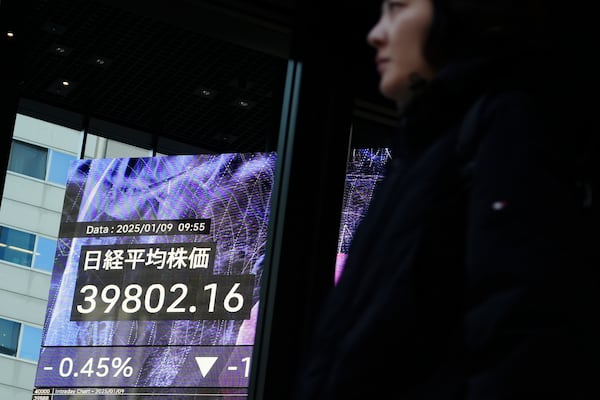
left=292, top=0, right=596, bottom=398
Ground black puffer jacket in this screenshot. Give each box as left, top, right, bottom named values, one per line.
left=292, top=55, right=597, bottom=399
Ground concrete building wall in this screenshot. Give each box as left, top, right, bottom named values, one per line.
left=1, top=113, right=152, bottom=398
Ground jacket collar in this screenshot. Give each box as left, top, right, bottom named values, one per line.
left=394, top=51, right=540, bottom=153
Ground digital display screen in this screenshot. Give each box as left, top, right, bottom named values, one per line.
left=335, top=148, right=391, bottom=283
left=32, top=152, right=277, bottom=399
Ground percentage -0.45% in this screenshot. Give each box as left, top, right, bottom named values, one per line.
left=55, top=357, right=134, bottom=378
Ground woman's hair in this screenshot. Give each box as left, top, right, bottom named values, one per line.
left=425, top=0, right=550, bottom=67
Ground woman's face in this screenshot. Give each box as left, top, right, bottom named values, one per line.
left=367, top=0, right=436, bottom=105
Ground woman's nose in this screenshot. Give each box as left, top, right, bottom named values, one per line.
left=367, top=19, right=385, bottom=48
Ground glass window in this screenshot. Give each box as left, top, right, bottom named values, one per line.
left=8, top=140, right=48, bottom=180
left=47, top=150, right=77, bottom=185
left=18, top=325, right=43, bottom=362
left=33, top=236, right=57, bottom=272
left=0, top=226, right=36, bottom=267
left=0, top=318, right=20, bottom=357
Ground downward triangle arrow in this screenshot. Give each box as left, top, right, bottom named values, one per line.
left=195, top=356, right=218, bottom=377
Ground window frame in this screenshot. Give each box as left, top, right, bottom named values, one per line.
left=0, top=225, right=36, bottom=267
left=0, top=317, right=43, bottom=362
left=7, top=139, right=48, bottom=181
left=8, top=138, right=78, bottom=186
left=0, top=225, right=57, bottom=273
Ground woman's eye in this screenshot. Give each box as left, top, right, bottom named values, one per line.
left=385, top=1, right=406, bottom=13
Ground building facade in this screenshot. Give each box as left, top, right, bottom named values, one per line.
left=0, top=113, right=153, bottom=399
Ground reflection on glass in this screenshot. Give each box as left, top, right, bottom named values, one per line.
left=335, top=148, right=392, bottom=284
left=0, top=226, right=36, bottom=267
left=47, top=150, right=77, bottom=185
left=8, top=140, right=48, bottom=180
left=0, top=318, right=21, bottom=357
left=19, top=325, right=43, bottom=361
left=33, top=237, right=58, bottom=272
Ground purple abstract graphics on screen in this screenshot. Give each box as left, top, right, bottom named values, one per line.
left=335, top=148, right=391, bottom=283
left=37, top=152, right=276, bottom=390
